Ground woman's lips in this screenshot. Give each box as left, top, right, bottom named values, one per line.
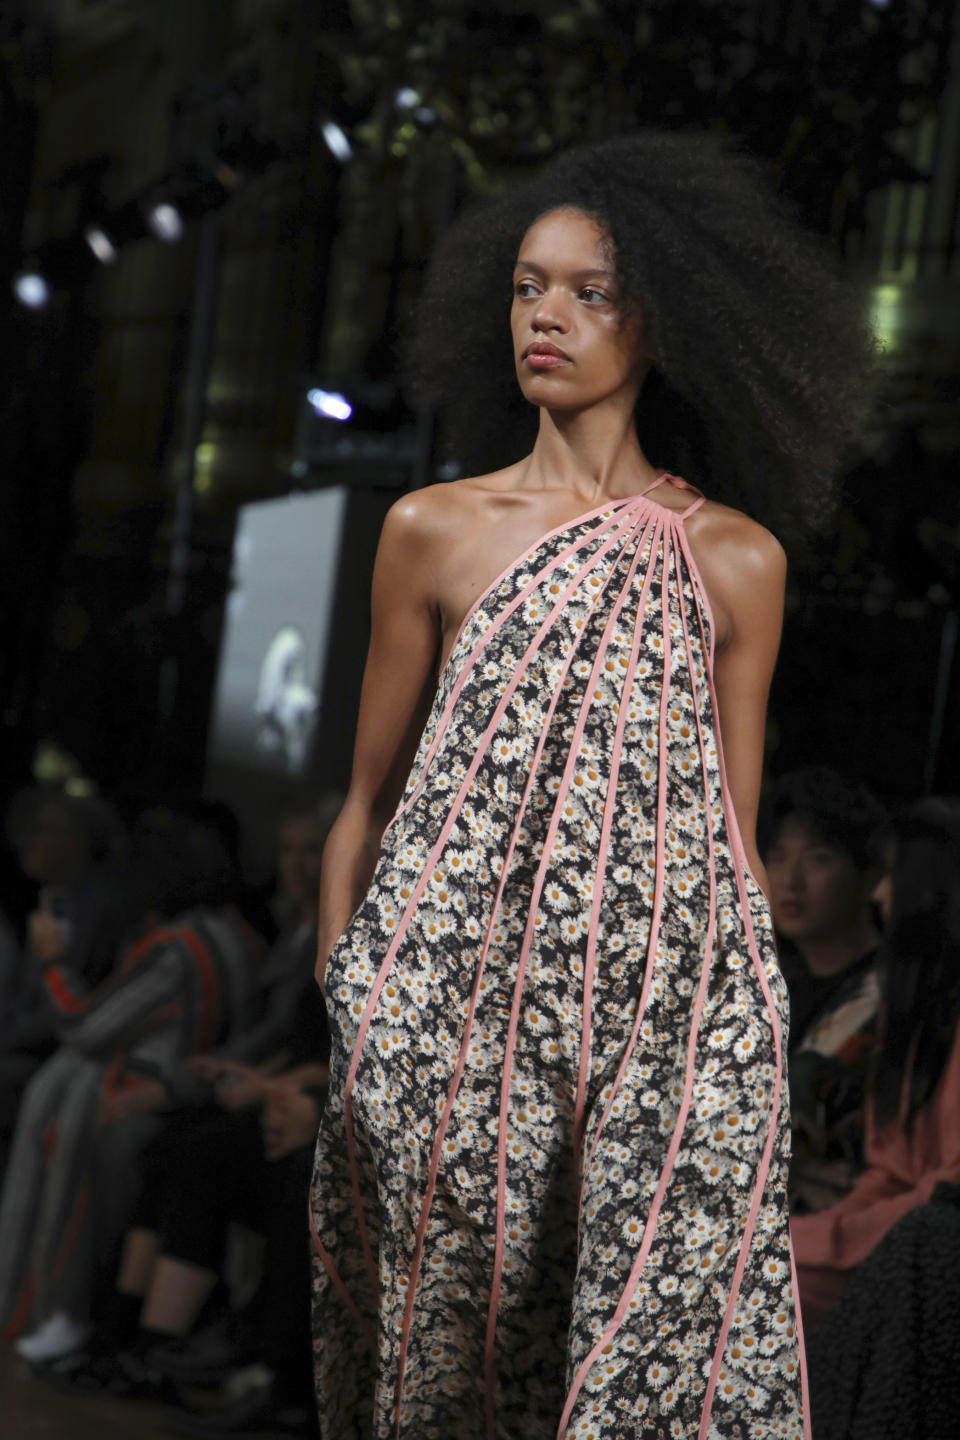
left=525, top=352, right=569, bottom=369
left=775, top=900, right=803, bottom=919
left=523, top=341, right=570, bottom=369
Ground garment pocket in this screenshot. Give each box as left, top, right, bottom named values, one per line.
left=323, top=927, right=351, bottom=985
left=742, top=867, right=774, bottom=927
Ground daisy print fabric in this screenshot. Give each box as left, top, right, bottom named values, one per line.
left=310, top=475, right=809, bottom=1440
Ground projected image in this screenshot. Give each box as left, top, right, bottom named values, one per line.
left=254, top=625, right=317, bottom=771
left=206, top=488, right=347, bottom=780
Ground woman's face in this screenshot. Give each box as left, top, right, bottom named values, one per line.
left=765, top=816, right=871, bottom=946
left=511, top=208, right=649, bottom=414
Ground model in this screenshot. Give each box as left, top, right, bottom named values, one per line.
left=309, top=129, right=878, bottom=1439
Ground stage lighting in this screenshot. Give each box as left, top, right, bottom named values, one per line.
left=319, top=119, right=353, bottom=164
left=295, top=378, right=416, bottom=485
left=394, top=88, right=437, bottom=127
left=307, top=387, right=353, bottom=421
left=12, top=269, right=51, bottom=309
left=146, top=201, right=185, bottom=243
left=83, top=223, right=119, bottom=265
left=12, top=234, right=97, bottom=300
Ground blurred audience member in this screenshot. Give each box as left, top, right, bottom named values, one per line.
left=201, top=794, right=339, bottom=1073
left=0, top=813, right=260, bottom=1362
left=792, top=795, right=960, bottom=1335
left=181, top=798, right=278, bottom=947
left=7, top=785, right=127, bottom=990
left=76, top=1062, right=328, bottom=1437
left=803, top=1181, right=960, bottom=1440
left=763, top=766, right=887, bottom=1212
left=41, top=798, right=340, bottom=1436
left=0, top=788, right=131, bottom=1170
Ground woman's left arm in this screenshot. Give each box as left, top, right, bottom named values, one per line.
left=708, top=523, right=787, bottom=895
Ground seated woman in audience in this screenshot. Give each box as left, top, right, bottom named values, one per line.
left=791, top=795, right=960, bottom=1329
left=71, top=1057, right=328, bottom=1439
left=0, top=788, right=131, bottom=1176
left=49, top=969, right=329, bottom=1438
left=38, top=800, right=338, bottom=1433
left=0, top=815, right=261, bottom=1363
left=763, top=766, right=887, bottom=1214
left=194, top=796, right=339, bottom=1076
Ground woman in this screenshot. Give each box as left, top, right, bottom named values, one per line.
left=0, top=816, right=257, bottom=1362
left=792, top=797, right=960, bottom=1332
left=310, top=130, right=877, bottom=1439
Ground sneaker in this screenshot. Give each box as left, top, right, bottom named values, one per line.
left=14, top=1312, right=92, bottom=1364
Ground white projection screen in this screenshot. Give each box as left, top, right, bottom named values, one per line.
left=205, top=486, right=348, bottom=866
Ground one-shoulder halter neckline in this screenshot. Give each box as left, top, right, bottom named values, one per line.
left=638, top=472, right=706, bottom=517
left=435, top=472, right=708, bottom=686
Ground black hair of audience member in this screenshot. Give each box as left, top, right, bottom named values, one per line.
left=272, top=792, right=344, bottom=921
left=871, top=796, right=960, bottom=1137
left=125, top=810, right=240, bottom=923
left=184, top=799, right=289, bottom=943
left=760, top=766, right=889, bottom=870
left=183, top=799, right=242, bottom=863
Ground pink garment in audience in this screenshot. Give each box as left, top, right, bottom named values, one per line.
left=792, top=1022, right=960, bottom=1326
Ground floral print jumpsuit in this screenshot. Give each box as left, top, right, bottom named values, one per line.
left=310, top=475, right=810, bottom=1439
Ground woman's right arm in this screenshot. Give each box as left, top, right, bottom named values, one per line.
left=315, top=494, right=443, bottom=990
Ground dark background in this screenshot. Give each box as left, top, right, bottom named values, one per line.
left=1, top=0, right=958, bottom=851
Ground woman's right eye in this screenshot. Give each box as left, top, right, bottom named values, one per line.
left=514, top=281, right=540, bottom=298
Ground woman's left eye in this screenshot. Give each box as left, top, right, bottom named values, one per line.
left=580, top=287, right=608, bottom=304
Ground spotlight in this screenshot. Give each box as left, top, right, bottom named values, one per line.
left=295, top=377, right=415, bottom=484
left=146, top=200, right=185, bottom=243
left=80, top=199, right=148, bottom=264
left=319, top=119, right=353, bottom=164
left=13, top=234, right=98, bottom=299
left=394, top=88, right=437, bottom=127
left=12, top=268, right=51, bottom=309
left=307, top=387, right=353, bottom=421
left=83, top=223, right=119, bottom=265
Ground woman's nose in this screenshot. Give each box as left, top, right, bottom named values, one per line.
left=785, top=860, right=805, bottom=891
left=532, top=291, right=570, bottom=332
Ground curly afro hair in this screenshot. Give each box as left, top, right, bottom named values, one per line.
left=405, top=128, right=881, bottom=545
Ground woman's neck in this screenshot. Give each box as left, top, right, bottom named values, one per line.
left=522, top=404, right=659, bottom=503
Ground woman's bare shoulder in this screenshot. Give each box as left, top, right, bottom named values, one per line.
left=689, top=499, right=786, bottom=584
left=685, top=501, right=785, bottom=646
left=380, top=469, right=521, bottom=550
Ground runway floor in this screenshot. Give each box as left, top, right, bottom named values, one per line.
left=1, top=1345, right=194, bottom=1438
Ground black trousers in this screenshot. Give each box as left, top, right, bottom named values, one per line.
left=134, top=1106, right=314, bottom=1383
